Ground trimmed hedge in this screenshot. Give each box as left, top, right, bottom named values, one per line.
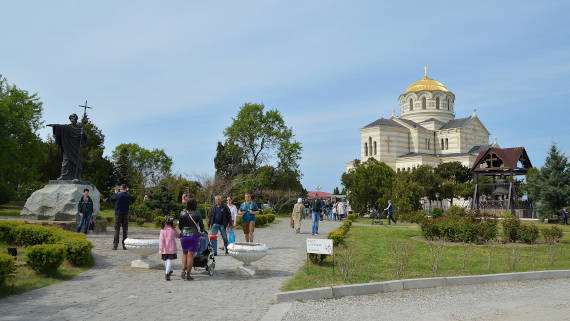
left=328, top=219, right=353, bottom=246
left=542, top=226, right=563, bottom=244
left=266, top=214, right=276, bottom=223
left=26, top=244, right=66, bottom=275
left=502, top=217, right=521, bottom=242
left=0, top=221, right=92, bottom=267
left=420, top=216, right=498, bottom=243
left=518, top=224, right=539, bottom=244
left=0, top=252, right=15, bottom=285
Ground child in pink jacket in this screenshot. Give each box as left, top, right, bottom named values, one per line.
left=159, top=216, right=179, bottom=281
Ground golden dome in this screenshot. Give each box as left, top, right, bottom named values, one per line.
left=404, top=66, right=449, bottom=94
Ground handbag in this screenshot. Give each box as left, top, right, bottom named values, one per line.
left=290, top=219, right=295, bottom=228
left=228, top=228, right=235, bottom=244
left=88, top=217, right=95, bottom=231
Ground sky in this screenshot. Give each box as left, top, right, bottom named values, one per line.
left=1, top=1, right=569, bottom=193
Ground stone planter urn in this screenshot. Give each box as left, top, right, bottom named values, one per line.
left=227, top=242, right=268, bottom=276
left=124, top=238, right=159, bottom=268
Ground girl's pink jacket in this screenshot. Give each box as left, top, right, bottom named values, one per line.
left=159, top=226, right=180, bottom=254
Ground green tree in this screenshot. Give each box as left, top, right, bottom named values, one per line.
left=527, top=144, right=570, bottom=220
left=111, top=143, right=173, bottom=190
left=341, top=158, right=395, bottom=214
left=411, top=165, right=442, bottom=205
left=214, top=141, right=246, bottom=178
left=111, top=146, right=133, bottom=188
left=223, top=103, right=302, bottom=175
left=392, top=171, right=424, bottom=214
left=435, top=162, right=471, bottom=205
left=333, top=187, right=340, bottom=195
left=80, top=117, right=114, bottom=192
left=0, top=75, right=45, bottom=203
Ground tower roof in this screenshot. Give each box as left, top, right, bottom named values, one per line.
left=404, top=66, right=449, bottom=94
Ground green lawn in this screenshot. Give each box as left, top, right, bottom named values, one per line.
left=352, top=216, right=417, bottom=226
left=282, top=224, right=570, bottom=291
left=0, top=242, right=92, bottom=298
left=0, top=202, right=24, bottom=217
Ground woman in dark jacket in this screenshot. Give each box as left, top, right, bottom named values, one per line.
left=178, top=198, right=204, bottom=280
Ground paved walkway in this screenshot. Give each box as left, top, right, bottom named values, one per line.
left=283, top=278, right=570, bottom=321
left=0, top=219, right=340, bottom=321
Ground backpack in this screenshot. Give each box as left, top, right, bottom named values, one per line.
left=311, top=199, right=322, bottom=212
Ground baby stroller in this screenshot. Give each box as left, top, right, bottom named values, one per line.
left=193, top=231, right=217, bottom=276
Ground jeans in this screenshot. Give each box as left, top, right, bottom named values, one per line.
left=211, top=224, right=228, bottom=254
left=76, top=214, right=91, bottom=234
left=563, top=216, right=568, bottom=225
left=327, top=209, right=332, bottom=220
left=387, top=213, right=397, bottom=225
left=304, top=208, right=309, bottom=218
left=113, top=214, right=129, bottom=248
left=311, top=211, right=320, bottom=234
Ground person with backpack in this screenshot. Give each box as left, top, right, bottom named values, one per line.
left=311, top=194, right=323, bottom=235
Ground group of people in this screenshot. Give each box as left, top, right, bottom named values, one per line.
left=158, top=193, right=259, bottom=281
left=291, top=195, right=351, bottom=235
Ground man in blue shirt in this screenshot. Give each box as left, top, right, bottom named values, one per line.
left=208, top=195, right=232, bottom=255
left=239, top=193, right=259, bottom=242
left=385, top=200, right=396, bottom=225
left=108, top=185, right=132, bottom=250
left=562, top=208, right=568, bottom=226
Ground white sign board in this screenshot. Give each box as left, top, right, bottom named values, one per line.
left=306, top=238, right=333, bottom=255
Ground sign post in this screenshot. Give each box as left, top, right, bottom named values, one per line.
left=306, top=238, right=334, bottom=274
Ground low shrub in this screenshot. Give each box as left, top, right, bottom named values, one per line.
left=518, top=224, right=539, bottom=244
left=399, top=210, right=426, bottom=223
left=11, top=225, right=57, bottom=246
left=154, top=215, right=165, bottom=228
left=26, top=244, right=65, bottom=275
left=328, top=229, right=346, bottom=246
left=479, top=218, right=498, bottom=242
left=347, top=213, right=357, bottom=221
left=445, top=205, right=465, bottom=218
left=0, top=252, right=16, bottom=285
left=499, top=211, right=513, bottom=219
left=430, top=207, right=444, bottom=218
left=61, top=238, right=93, bottom=266
left=266, top=214, right=276, bottom=223
left=308, top=253, right=327, bottom=264
left=0, top=220, right=22, bottom=244
left=420, top=216, right=499, bottom=243
left=136, top=218, right=145, bottom=226
left=542, top=226, right=563, bottom=244
left=420, top=218, right=441, bottom=240
left=132, top=204, right=152, bottom=221
left=502, top=217, right=521, bottom=242
left=254, top=215, right=268, bottom=227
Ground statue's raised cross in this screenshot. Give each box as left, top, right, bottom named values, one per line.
left=384, top=136, right=392, bottom=153
left=78, top=100, right=93, bottom=123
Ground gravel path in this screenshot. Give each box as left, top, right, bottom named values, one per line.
left=283, top=278, right=570, bottom=321
left=0, top=219, right=339, bottom=321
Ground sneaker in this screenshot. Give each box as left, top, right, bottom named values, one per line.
left=123, top=245, right=128, bottom=250
left=112, top=246, right=117, bottom=250
left=168, top=270, right=173, bottom=277
left=165, top=274, right=171, bottom=281
left=186, top=274, right=194, bottom=281
left=225, top=249, right=229, bottom=255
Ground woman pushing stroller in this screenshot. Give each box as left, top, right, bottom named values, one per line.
left=178, top=198, right=204, bottom=281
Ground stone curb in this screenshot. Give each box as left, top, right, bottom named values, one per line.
left=275, top=270, right=570, bottom=303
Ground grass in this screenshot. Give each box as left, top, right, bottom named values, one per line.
left=352, top=216, right=417, bottom=226
left=0, top=202, right=24, bottom=217
left=282, top=224, right=570, bottom=291
left=0, top=242, right=92, bottom=298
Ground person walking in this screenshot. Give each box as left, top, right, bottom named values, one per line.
left=303, top=199, right=311, bottom=219
left=239, top=193, right=259, bottom=242
left=311, top=195, right=322, bottom=235
left=179, top=198, right=204, bottom=281
left=385, top=200, right=396, bottom=225
left=332, top=201, right=338, bottom=221
left=76, top=188, right=94, bottom=234
left=159, top=216, right=179, bottom=281
left=562, top=208, right=568, bottom=225
left=208, top=195, right=232, bottom=256
left=337, top=201, right=346, bottom=221
left=108, top=185, right=132, bottom=250
left=226, top=196, right=238, bottom=247
left=292, top=198, right=304, bottom=234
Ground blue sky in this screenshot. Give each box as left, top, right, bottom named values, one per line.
left=2, top=1, right=569, bottom=193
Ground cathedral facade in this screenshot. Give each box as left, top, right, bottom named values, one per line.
left=347, top=68, right=494, bottom=172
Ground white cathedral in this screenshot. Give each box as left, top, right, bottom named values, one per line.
left=347, top=67, right=495, bottom=172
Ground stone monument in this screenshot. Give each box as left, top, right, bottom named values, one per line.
left=21, top=103, right=101, bottom=221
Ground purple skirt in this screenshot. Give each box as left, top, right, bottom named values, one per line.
left=180, top=235, right=200, bottom=252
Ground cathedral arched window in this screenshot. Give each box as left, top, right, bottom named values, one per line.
left=422, top=97, right=426, bottom=109
left=373, top=141, right=377, bottom=155
left=369, top=137, right=373, bottom=155
left=441, top=138, right=444, bottom=150
left=409, top=98, right=413, bottom=111
left=436, top=97, right=440, bottom=109
left=445, top=138, right=449, bottom=150
left=447, top=98, right=451, bottom=110
left=364, top=143, right=368, bottom=156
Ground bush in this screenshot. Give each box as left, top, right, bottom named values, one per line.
left=430, top=207, right=444, bottom=218
left=154, top=215, right=165, bottom=228
left=26, top=244, right=65, bottom=275
left=105, top=216, right=113, bottom=224
left=11, top=225, right=57, bottom=246
left=420, top=216, right=499, bottom=243
left=499, top=211, right=513, bottom=219
left=328, top=229, right=346, bottom=246
left=61, top=238, right=93, bottom=266
left=136, top=218, right=145, bottom=226
left=347, top=213, right=357, bottom=221
left=502, top=217, right=521, bottom=242
left=255, top=215, right=268, bottom=227
left=445, top=206, right=465, bottom=218
left=420, top=218, right=441, bottom=240
left=479, top=218, right=498, bottom=242
left=0, top=220, right=22, bottom=244
left=0, top=252, right=15, bottom=285
left=399, top=210, right=425, bottom=223
left=266, top=214, right=276, bottom=223
left=132, top=204, right=152, bottom=221
left=518, top=224, right=539, bottom=244
left=542, top=226, right=563, bottom=244
left=308, top=253, right=327, bottom=264
left=236, top=215, right=243, bottom=226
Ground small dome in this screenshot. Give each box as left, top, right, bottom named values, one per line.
left=404, top=66, right=449, bottom=94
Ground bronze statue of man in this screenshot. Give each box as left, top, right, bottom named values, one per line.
left=47, top=113, right=88, bottom=181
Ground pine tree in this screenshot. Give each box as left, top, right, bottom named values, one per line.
left=527, top=144, right=570, bottom=220
left=113, top=147, right=132, bottom=188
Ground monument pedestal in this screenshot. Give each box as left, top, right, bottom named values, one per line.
left=20, top=181, right=100, bottom=221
